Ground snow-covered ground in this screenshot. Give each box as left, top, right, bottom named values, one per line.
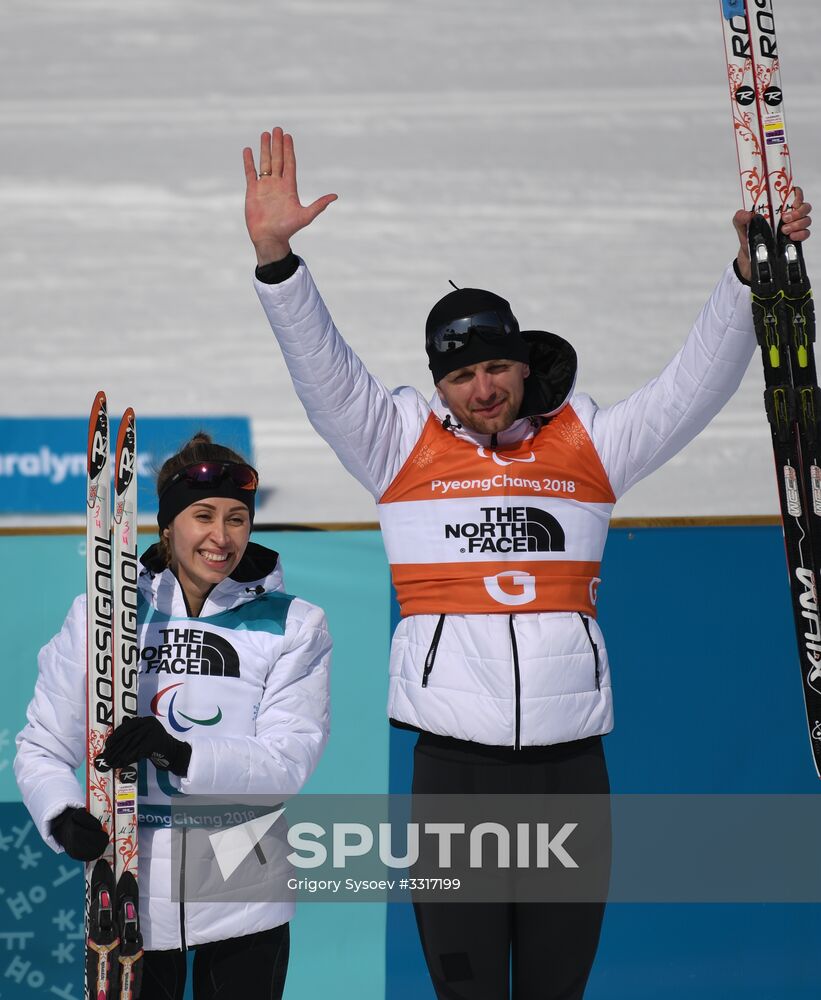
left=3, top=0, right=820, bottom=522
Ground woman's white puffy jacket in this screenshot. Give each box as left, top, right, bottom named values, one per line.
left=255, top=259, right=755, bottom=749
left=15, top=543, right=331, bottom=950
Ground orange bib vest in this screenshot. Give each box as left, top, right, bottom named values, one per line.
left=378, top=405, right=616, bottom=617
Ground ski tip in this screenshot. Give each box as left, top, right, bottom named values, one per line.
left=87, top=393, right=109, bottom=482
left=114, top=409, right=137, bottom=497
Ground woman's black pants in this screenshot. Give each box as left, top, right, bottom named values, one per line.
left=139, top=924, right=289, bottom=1000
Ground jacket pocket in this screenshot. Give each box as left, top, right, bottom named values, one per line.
left=578, top=614, right=601, bottom=691
left=421, top=614, right=446, bottom=688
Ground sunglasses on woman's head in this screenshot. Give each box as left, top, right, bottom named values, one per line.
left=160, top=462, right=259, bottom=498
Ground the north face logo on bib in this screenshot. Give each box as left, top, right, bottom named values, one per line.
left=141, top=627, right=240, bottom=677
left=445, top=506, right=566, bottom=554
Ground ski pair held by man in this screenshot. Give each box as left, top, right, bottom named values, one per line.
left=720, top=0, right=821, bottom=774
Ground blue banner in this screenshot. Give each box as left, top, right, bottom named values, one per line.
left=0, top=417, right=252, bottom=514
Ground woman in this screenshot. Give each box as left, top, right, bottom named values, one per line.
left=15, top=433, right=332, bottom=999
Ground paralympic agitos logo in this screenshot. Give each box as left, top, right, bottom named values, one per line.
left=151, top=682, right=223, bottom=733
left=445, top=506, right=566, bottom=554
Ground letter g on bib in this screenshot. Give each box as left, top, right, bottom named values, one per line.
left=483, top=570, right=537, bottom=607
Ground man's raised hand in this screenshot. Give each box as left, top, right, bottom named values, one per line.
left=243, top=127, right=338, bottom=267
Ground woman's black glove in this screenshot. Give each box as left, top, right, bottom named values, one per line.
left=50, top=806, right=109, bottom=861
left=99, top=716, right=192, bottom=777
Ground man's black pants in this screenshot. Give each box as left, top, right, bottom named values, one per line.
left=412, top=733, right=610, bottom=1000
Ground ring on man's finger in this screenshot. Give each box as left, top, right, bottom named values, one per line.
left=259, top=170, right=272, bottom=177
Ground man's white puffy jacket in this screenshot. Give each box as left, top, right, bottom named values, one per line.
left=15, top=543, right=331, bottom=950
left=255, top=260, right=755, bottom=748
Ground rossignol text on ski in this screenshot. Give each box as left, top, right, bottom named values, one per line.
left=720, top=0, right=821, bottom=774
left=86, top=392, right=144, bottom=999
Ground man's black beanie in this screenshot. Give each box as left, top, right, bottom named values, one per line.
left=425, top=287, right=531, bottom=383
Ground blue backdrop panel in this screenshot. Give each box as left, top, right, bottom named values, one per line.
left=599, top=523, right=815, bottom=793
left=255, top=529, right=392, bottom=1000
left=386, top=523, right=821, bottom=999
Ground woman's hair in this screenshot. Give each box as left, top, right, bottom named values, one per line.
left=156, top=433, right=251, bottom=565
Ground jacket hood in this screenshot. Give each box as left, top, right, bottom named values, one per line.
left=138, top=541, right=285, bottom=618
left=518, top=330, right=577, bottom=420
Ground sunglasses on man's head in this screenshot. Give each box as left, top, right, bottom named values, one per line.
left=161, top=462, right=259, bottom=498
left=427, top=310, right=519, bottom=354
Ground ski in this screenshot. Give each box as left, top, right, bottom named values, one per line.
left=720, top=0, right=821, bottom=775
left=112, top=409, right=144, bottom=999
left=86, top=397, right=143, bottom=999
left=86, top=392, right=119, bottom=999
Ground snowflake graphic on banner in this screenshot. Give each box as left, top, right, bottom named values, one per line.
left=0, top=804, right=84, bottom=998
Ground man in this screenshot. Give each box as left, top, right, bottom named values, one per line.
left=242, top=127, right=812, bottom=999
